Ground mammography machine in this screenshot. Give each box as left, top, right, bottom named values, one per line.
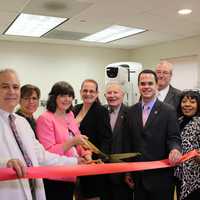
left=105, top=62, right=142, bottom=105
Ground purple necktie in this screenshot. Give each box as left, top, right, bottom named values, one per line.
left=142, top=105, right=150, bottom=126
left=9, top=114, right=33, bottom=167
left=109, top=108, right=117, bottom=131
left=9, top=114, right=35, bottom=198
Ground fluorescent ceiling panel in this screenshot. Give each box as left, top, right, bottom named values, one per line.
left=4, top=13, right=67, bottom=37
left=80, top=25, right=146, bottom=43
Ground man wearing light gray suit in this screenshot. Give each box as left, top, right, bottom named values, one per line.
left=104, top=82, right=133, bottom=200
left=156, top=60, right=181, bottom=111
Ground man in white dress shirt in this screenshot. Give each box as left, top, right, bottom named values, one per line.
left=0, top=68, right=85, bottom=200
left=155, top=61, right=181, bottom=110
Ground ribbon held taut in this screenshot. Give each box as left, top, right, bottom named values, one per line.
left=0, top=149, right=199, bottom=181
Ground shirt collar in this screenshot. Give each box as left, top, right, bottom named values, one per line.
left=142, top=97, right=156, bottom=110
left=109, top=104, right=121, bottom=114
left=158, top=85, right=170, bottom=101
left=0, top=108, right=16, bottom=120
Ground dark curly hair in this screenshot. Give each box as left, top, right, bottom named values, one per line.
left=46, top=81, right=75, bottom=113
left=177, top=90, right=200, bottom=117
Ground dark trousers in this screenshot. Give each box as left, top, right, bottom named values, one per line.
left=134, top=177, right=174, bottom=200
left=78, top=175, right=108, bottom=199
left=106, top=183, right=133, bottom=200
left=43, top=179, right=75, bottom=200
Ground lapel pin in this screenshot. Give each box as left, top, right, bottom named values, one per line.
left=154, top=110, right=158, bottom=114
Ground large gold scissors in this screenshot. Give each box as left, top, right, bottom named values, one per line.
left=84, top=139, right=141, bottom=163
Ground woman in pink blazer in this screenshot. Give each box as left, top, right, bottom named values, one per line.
left=36, top=81, right=91, bottom=200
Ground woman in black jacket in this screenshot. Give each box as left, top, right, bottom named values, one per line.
left=73, top=79, right=112, bottom=200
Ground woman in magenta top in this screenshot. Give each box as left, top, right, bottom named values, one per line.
left=36, top=81, right=91, bottom=200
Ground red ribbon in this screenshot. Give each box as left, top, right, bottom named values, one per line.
left=0, top=149, right=198, bottom=181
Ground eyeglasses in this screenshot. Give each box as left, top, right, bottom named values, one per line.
left=82, top=89, right=97, bottom=94
left=22, top=97, right=39, bottom=101
left=156, top=71, right=171, bottom=76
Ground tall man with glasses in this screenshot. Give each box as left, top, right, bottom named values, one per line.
left=155, top=60, right=181, bottom=110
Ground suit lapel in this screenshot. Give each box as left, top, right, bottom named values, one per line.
left=144, top=100, right=161, bottom=129
left=113, top=105, right=125, bottom=137
left=164, top=86, right=173, bottom=103
left=135, top=102, right=143, bottom=129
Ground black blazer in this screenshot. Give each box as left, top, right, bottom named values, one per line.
left=15, top=109, right=37, bottom=137
left=73, top=101, right=112, bottom=155
left=164, top=85, right=181, bottom=110
left=73, top=102, right=112, bottom=198
left=110, top=104, right=129, bottom=154
left=126, top=99, right=181, bottom=190
left=107, top=104, right=130, bottom=184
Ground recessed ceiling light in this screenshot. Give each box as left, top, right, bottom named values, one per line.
left=178, top=9, right=192, bottom=15
left=80, top=20, right=87, bottom=23
left=80, top=25, right=146, bottom=43
left=4, top=13, right=68, bottom=37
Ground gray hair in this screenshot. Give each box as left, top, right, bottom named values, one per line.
left=0, top=68, right=17, bottom=76
left=105, top=81, right=125, bottom=93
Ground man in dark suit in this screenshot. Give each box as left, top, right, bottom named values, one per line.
left=156, top=61, right=181, bottom=110
left=105, top=82, right=133, bottom=200
left=125, top=69, right=182, bottom=200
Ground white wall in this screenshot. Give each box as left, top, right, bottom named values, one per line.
left=130, top=35, right=200, bottom=90
left=1, top=34, right=200, bottom=115
left=130, top=35, right=200, bottom=69
left=165, top=55, right=199, bottom=90
left=0, top=40, right=130, bottom=114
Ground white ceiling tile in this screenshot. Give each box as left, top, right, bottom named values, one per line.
left=0, top=12, right=18, bottom=33
left=0, top=0, right=200, bottom=49
left=23, top=0, right=93, bottom=18
left=0, top=0, right=30, bottom=12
